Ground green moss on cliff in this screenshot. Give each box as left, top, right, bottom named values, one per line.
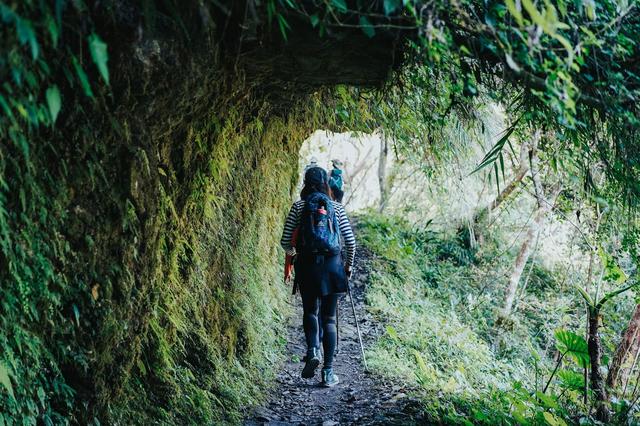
left=105, top=105, right=314, bottom=424
left=1, top=77, right=330, bottom=424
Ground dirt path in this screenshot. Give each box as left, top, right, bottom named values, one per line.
left=244, top=250, right=420, bottom=426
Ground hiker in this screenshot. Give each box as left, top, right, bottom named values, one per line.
left=328, top=159, right=345, bottom=203
left=280, top=167, right=356, bottom=387
left=303, top=157, right=319, bottom=174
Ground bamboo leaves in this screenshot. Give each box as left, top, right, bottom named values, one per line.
left=472, top=124, right=517, bottom=175
left=383, top=0, right=401, bottom=15
left=16, top=17, right=39, bottom=60
left=359, top=16, right=375, bottom=38
left=505, top=0, right=524, bottom=26
left=89, top=33, right=109, bottom=85
left=471, top=123, right=518, bottom=194
left=510, top=0, right=575, bottom=63
left=45, top=85, right=61, bottom=124
left=72, top=56, right=94, bottom=98
left=277, top=14, right=291, bottom=41
left=331, top=0, right=348, bottom=14
left=267, top=0, right=294, bottom=40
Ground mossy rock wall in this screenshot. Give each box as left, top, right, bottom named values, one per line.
left=0, top=1, right=400, bottom=423
left=84, top=91, right=319, bottom=424
left=4, top=69, right=311, bottom=425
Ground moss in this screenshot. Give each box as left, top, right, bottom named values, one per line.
left=0, top=35, right=332, bottom=426
left=92, top=100, right=333, bottom=424
left=4, top=86, right=332, bottom=424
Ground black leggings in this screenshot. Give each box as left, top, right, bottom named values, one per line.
left=301, top=292, right=339, bottom=369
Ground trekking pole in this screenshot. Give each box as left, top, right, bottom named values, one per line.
left=347, top=277, right=368, bottom=371
left=335, top=299, right=340, bottom=354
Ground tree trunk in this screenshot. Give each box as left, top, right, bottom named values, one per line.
left=474, top=166, right=529, bottom=224
left=499, top=146, right=560, bottom=318
left=342, top=143, right=375, bottom=207
left=378, top=133, right=389, bottom=213
left=607, top=304, right=640, bottom=390
left=589, top=311, right=610, bottom=422
left=622, top=343, right=640, bottom=396
left=500, top=208, right=545, bottom=317
left=584, top=305, right=590, bottom=404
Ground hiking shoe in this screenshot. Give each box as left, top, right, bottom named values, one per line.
left=301, top=348, right=320, bottom=379
left=320, top=368, right=340, bottom=387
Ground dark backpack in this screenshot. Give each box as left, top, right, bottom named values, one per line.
left=329, top=169, right=343, bottom=191
left=300, top=192, right=341, bottom=256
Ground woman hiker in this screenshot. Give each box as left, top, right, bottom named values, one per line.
left=328, top=159, right=345, bottom=203
left=280, top=167, right=356, bottom=387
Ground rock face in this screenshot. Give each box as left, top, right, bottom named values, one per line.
left=0, top=1, right=404, bottom=423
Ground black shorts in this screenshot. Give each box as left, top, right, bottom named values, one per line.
left=295, top=254, right=347, bottom=297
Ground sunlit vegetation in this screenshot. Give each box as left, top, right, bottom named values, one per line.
left=358, top=210, right=637, bottom=425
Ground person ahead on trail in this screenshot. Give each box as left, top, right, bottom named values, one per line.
left=280, top=167, right=356, bottom=387
left=303, top=157, right=319, bottom=174
left=328, top=159, right=345, bottom=203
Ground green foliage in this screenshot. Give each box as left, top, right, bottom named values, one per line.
left=599, top=247, right=628, bottom=285
left=88, top=33, right=109, bottom=85
left=359, top=213, right=526, bottom=422
left=472, top=124, right=517, bottom=175
left=554, top=329, right=589, bottom=368
left=358, top=16, right=375, bottom=38
left=0, top=3, right=113, bottom=420
left=45, top=85, right=61, bottom=123
left=2, top=0, right=639, bottom=424
left=0, top=365, right=14, bottom=400
left=0, top=87, right=324, bottom=423
left=356, top=212, right=637, bottom=425
left=357, top=212, right=435, bottom=260
left=557, top=370, right=584, bottom=392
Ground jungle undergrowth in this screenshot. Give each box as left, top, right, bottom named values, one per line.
left=356, top=212, right=636, bottom=425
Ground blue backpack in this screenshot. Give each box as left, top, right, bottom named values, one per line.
left=300, top=192, right=341, bottom=256
left=329, top=169, right=343, bottom=191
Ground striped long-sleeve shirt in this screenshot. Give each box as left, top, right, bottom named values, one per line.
left=280, top=200, right=356, bottom=268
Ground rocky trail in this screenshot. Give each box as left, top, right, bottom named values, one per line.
left=244, top=250, right=422, bottom=426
